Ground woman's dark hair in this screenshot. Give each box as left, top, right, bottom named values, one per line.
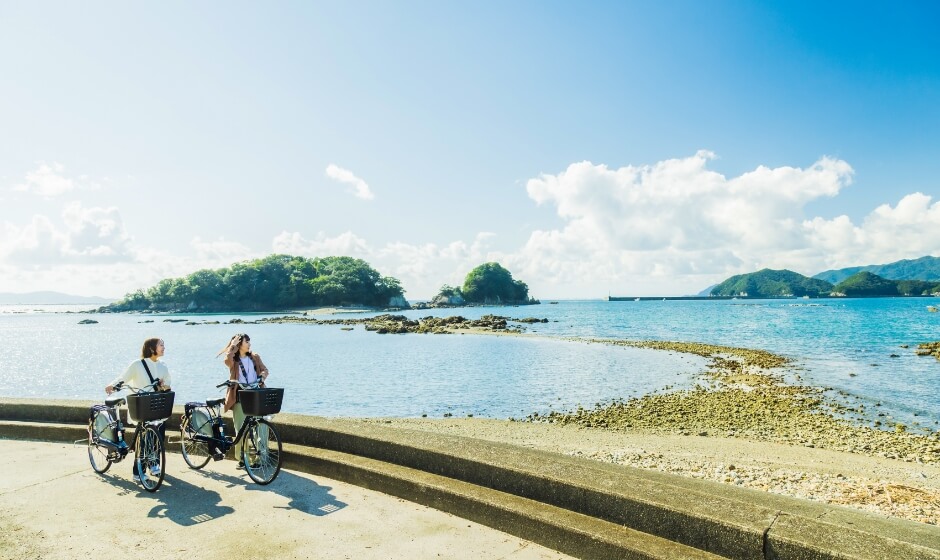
left=141, top=338, right=162, bottom=359
left=232, top=333, right=252, bottom=356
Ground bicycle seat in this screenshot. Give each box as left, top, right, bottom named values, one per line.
left=105, top=397, right=126, bottom=407
left=206, top=398, right=224, bottom=407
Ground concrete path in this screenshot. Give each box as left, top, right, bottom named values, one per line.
left=0, top=439, right=574, bottom=560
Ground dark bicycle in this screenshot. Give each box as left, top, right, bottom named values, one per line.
left=87, top=380, right=175, bottom=492
left=179, top=380, right=283, bottom=485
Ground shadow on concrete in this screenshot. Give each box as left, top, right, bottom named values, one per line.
left=185, top=464, right=347, bottom=517
left=92, top=469, right=234, bottom=526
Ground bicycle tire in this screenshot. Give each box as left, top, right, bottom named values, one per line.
left=135, top=425, right=166, bottom=492
left=180, top=414, right=212, bottom=469
left=243, top=419, right=282, bottom=485
left=87, top=420, right=112, bottom=474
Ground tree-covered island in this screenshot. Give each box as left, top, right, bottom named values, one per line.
left=101, top=255, right=406, bottom=312
left=710, top=268, right=940, bottom=298
left=426, top=262, right=539, bottom=307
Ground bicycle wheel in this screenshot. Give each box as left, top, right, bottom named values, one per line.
left=180, top=415, right=211, bottom=469
left=243, top=419, right=282, bottom=485
left=135, top=425, right=166, bottom=492
left=87, top=421, right=111, bottom=474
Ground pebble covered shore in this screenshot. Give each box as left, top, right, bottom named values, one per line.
left=524, top=339, right=940, bottom=525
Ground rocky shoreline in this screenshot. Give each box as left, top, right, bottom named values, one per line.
left=534, top=339, right=940, bottom=461
left=251, top=312, right=549, bottom=334
left=514, top=338, right=940, bottom=526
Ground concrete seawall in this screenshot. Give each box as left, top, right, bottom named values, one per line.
left=2, top=397, right=939, bottom=559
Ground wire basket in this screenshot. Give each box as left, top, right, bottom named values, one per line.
left=238, top=388, right=283, bottom=416
left=126, top=391, right=175, bottom=422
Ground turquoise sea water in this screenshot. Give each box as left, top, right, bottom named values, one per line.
left=1, top=299, right=938, bottom=430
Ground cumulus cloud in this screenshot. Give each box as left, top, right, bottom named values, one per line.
left=1, top=203, right=134, bottom=265
left=12, top=162, right=102, bottom=198
left=804, top=192, right=940, bottom=270
left=325, top=164, right=374, bottom=200
left=273, top=230, right=373, bottom=257
left=512, top=151, right=940, bottom=296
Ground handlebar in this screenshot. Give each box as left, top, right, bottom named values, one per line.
left=216, top=379, right=264, bottom=390
left=110, top=379, right=165, bottom=394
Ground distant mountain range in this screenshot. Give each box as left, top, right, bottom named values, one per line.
left=706, top=256, right=940, bottom=298
left=0, top=291, right=115, bottom=305
left=813, top=255, right=940, bottom=284
left=709, top=256, right=940, bottom=298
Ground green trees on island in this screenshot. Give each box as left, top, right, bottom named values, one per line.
left=106, top=256, right=538, bottom=313
left=710, top=269, right=834, bottom=298
left=105, top=255, right=404, bottom=312
left=432, top=262, right=537, bottom=305
left=463, top=262, right=533, bottom=303
left=813, top=255, right=940, bottom=284
left=832, top=271, right=899, bottom=297
left=832, top=271, right=940, bottom=297
left=710, top=268, right=940, bottom=298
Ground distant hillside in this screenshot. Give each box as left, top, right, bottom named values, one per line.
left=814, top=255, right=940, bottom=284
left=710, top=269, right=834, bottom=298
left=0, top=291, right=115, bottom=305
left=832, top=272, right=940, bottom=297
left=696, top=284, right=718, bottom=297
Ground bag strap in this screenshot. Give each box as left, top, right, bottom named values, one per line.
left=237, top=357, right=250, bottom=383
left=141, top=359, right=156, bottom=385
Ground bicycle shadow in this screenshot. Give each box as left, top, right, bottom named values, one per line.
left=93, top=470, right=235, bottom=526
left=187, top=465, right=347, bottom=517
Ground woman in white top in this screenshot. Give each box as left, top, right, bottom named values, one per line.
left=106, top=338, right=172, bottom=394
left=105, top=338, right=173, bottom=479
left=220, top=333, right=269, bottom=470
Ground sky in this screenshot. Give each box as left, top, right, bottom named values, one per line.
left=2, top=1, right=939, bottom=300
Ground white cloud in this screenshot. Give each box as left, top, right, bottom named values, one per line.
left=12, top=162, right=103, bottom=198
left=1, top=203, right=134, bottom=265
left=272, top=230, right=373, bottom=257
left=190, top=236, right=254, bottom=263
left=803, top=192, right=940, bottom=270
left=325, top=164, right=374, bottom=200
left=512, top=151, right=939, bottom=297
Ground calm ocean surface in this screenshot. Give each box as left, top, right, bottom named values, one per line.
left=1, top=299, right=938, bottom=429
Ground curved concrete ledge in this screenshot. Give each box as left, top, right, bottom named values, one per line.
left=2, top=398, right=939, bottom=560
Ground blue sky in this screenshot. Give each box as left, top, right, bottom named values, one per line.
left=2, top=1, right=939, bottom=299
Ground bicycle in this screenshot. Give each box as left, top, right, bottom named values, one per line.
left=179, top=380, right=284, bottom=485
left=87, top=380, right=175, bottom=492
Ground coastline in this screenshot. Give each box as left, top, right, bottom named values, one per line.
left=344, top=334, right=940, bottom=525
left=8, top=307, right=939, bottom=524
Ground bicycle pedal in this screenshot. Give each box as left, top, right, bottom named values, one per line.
left=212, top=452, right=225, bottom=461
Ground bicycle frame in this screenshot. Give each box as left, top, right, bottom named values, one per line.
left=184, top=404, right=260, bottom=455
left=89, top=403, right=129, bottom=458
left=180, top=379, right=282, bottom=484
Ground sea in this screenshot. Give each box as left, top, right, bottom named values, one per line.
left=1, top=299, right=938, bottom=431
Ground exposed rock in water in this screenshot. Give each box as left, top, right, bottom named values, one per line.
left=916, top=341, right=940, bottom=360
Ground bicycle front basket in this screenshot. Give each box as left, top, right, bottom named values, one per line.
left=238, top=388, right=283, bottom=416
left=127, top=391, right=175, bottom=422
